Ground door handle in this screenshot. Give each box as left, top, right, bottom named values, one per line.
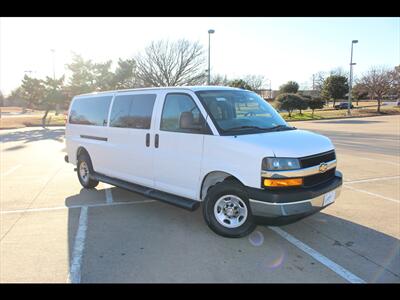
left=155, top=134, right=159, bottom=148
left=145, top=133, right=150, bottom=147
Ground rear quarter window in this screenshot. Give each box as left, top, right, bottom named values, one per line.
left=69, top=96, right=112, bottom=126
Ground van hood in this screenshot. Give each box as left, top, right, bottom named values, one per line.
left=233, top=129, right=335, bottom=158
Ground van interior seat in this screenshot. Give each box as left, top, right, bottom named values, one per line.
left=179, top=111, right=195, bottom=129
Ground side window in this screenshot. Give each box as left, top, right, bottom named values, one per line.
left=109, top=94, right=156, bottom=129
left=69, top=96, right=112, bottom=126
left=160, top=93, right=206, bottom=134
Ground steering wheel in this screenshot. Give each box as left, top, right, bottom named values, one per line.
left=244, top=111, right=257, bottom=117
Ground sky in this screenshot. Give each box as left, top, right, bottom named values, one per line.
left=0, top=17, right=399, bottom=96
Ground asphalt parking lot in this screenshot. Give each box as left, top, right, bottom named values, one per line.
left=0, top=115, right=399, bottom=283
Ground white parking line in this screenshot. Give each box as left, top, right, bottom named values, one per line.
left=1, top=164, right=22, bottom=177
left=345, top=175, right=400, bottom=184
left=358, top=157, right=400, bottom=166
left=269, top=227, right=366, bottom=283
left=344, top=185, right=400, bottom=203
left=0, top=199, right=156, bottom=215
left=67, top=206, right=88, bottom=284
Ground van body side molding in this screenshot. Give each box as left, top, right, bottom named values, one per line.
left=80, top=135, right=108, bottom=142
left=91, top=172, right=200, bottom=211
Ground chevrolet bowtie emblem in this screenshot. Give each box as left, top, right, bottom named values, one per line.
left=319, top=162, right=328, bottom=173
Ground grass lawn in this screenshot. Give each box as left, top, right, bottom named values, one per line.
left=0, top=111, right=66, bottom=129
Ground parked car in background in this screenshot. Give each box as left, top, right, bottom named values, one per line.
left=65, top=86, right=343, bottom=238
left=334, top=102, right=354, bottom=110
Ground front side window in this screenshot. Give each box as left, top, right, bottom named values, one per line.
left=195, top=90, right=291, bottom=135
left=109, top=94, right=156, bottom=129
left=160, top=93, right=206, bottom=134
left=69, top=96, right=112, bottom=126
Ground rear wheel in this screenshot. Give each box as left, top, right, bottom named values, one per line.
left=203, top=180, right=256, bottom=238
left=77, top=152, right=99, bottom=189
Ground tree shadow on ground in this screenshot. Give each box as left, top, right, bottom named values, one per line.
left=0, top=128, right=65, bottom=144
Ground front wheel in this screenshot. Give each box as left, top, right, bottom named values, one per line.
left=203, top=181, right=256, bottom=238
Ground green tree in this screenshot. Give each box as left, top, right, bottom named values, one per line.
left=41, top=76, right=67, bottom=125
left=113, top=58, right=138, bottom=89
left=228, top=79, right=252, bottom=90
left=276, top=93, right=304, bottom=117
left=308, top=97, right=325, bottom=117
left=0, top=91, right=4, bottom=107
left=93, top=60, right=115, bottom=91
left=279, top=81, right=299, bottom=94
left=296, top=95, right=309, bottom=115
left=66, top=53, right=96, bottom=96
left=20, top=75, right=46, bottom=109
left=321, top=75, right=349, bottom=107
left=6, top=87, right=26, bottom=109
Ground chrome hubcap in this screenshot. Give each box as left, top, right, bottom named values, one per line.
left=214, top=195, right=248, bottom=228
left=79, top=161, right=89, bottom=184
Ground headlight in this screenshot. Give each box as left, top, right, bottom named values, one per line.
left=262, top=157, right=300, bottom=171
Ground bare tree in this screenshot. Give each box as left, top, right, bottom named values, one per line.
left=313, top=71, right=326, bottom=93
left=390, top=65, right=400, bottom=99
left=243, top=75, right=266, bottom=91
left=359, top=66, right=393, bottom=113
left=135, top=39, right=207, bottom=87
left=210, top=74, right=229, bottom=86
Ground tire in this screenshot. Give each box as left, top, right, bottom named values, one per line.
left=77, top=152, right=99, bottom=189
left=202, top=180, right=256, bottom=238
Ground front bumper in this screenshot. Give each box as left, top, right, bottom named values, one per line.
left=247, top=170, right=343, bottom=225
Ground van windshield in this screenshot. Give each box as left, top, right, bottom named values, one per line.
left=195, top=90, right=292, bottom=135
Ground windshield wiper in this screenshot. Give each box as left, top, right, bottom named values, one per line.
left=267, top=125, right=296, bottom=131
left=223, top=125, right=269, bottom=132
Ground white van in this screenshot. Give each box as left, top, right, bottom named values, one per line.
left=65, top=86, right=342, bottom=237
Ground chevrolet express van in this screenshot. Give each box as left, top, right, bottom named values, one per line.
left=65, top=86, right=342, bottom=237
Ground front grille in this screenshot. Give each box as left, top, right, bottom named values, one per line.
left=299, top=150, right=336, bottom=168
left=303, top=168, right=336, bottom=187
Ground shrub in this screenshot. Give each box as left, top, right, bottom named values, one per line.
left=276, top=93, right=306, bottom=117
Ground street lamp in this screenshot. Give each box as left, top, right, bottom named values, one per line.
left=208, top=29, right=215, bottom=85
left=347, top=40, right=358, bottom=115
left=267, top=79, right=272, bottom=99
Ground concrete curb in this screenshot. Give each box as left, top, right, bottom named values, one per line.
left=285, top=112, right=400, bottom=122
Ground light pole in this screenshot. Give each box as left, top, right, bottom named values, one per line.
left=51, top=49, right=56, bottom=80
left=267, top=79, right=272, bottom=99
left=207, top=29, right=215, bottom=85
left=347, top=40, right=358, bottom=115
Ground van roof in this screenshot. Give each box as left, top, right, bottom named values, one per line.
left=74, top=86, right=245, bottom=97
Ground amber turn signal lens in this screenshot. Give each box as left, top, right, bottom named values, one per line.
left=263, top=178, right=303, bottom=187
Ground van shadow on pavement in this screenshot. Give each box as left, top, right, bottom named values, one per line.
left=65, top=187, right=400, bottom=283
